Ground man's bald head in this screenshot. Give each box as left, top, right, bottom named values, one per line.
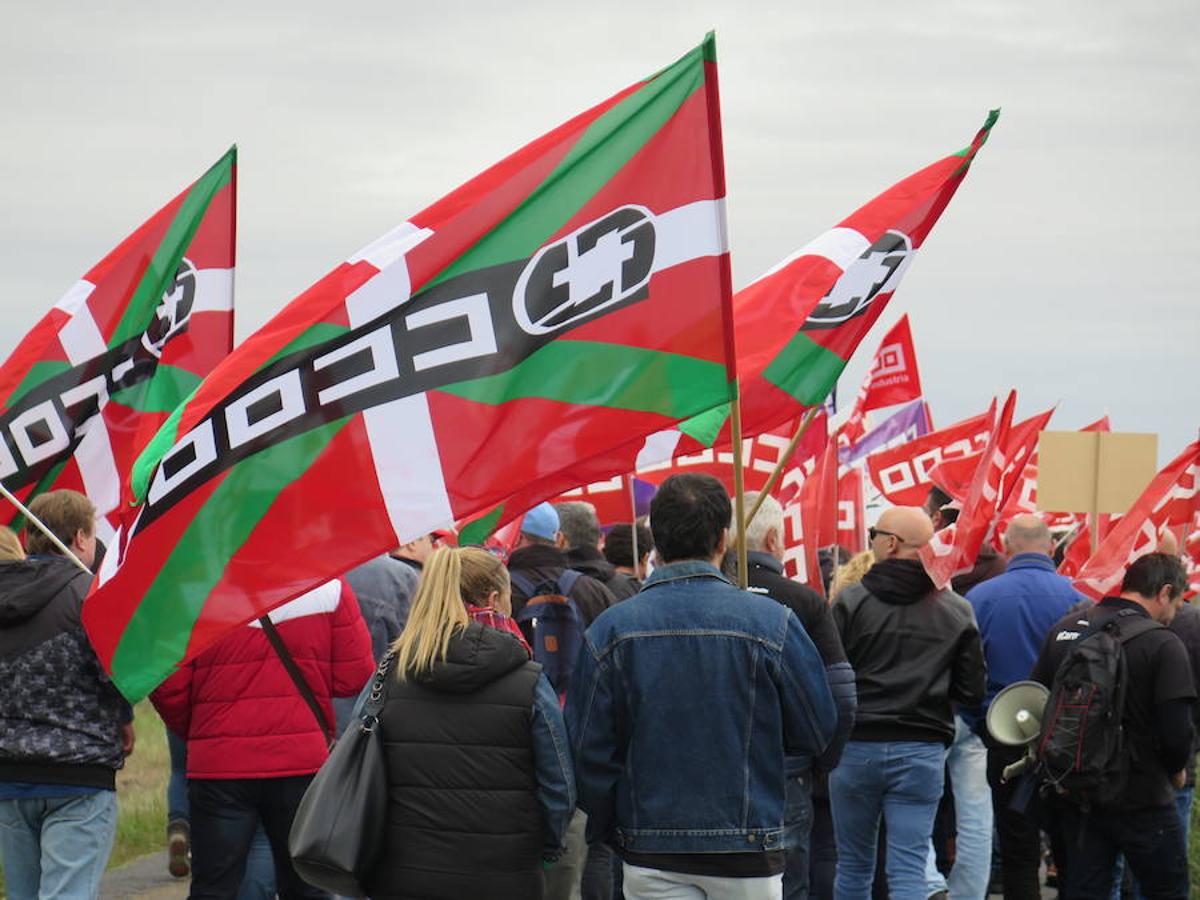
left=1004, top=514, right=1052, bottom=558
left=872, top=507, right=935, bottom=560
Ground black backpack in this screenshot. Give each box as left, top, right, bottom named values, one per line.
left=1034, top=608, right=1160, bottom=805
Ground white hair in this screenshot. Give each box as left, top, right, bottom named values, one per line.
left=737, top=491, right=785, bottom=552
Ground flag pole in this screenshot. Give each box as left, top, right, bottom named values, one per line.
left=624, top=474, right=640, bottom=575
left=743, top=407, right=822, bottom=531
left=0, top=481, right=90, bottom=573
left=698, top=32, right=746, bottom=588
left=730, top=385, right=750, bottom=588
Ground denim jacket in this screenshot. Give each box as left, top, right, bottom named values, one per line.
left=565, top=560, right=836, bottom=855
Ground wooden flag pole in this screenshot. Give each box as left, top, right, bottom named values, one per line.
left=0, top=481, right=90, bottom=573
left=729, top=385, right=750, bottom=589
left=625, top=474, right=640, bottom=575
left=742, top=406, right=822, bottom=533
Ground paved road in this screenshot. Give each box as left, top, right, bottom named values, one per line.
left=100, top=852, right=187, bottom=900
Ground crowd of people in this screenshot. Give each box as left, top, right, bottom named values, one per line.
left=0, top=475, right=1195, bottom=899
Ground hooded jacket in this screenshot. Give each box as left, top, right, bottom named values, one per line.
left=832, top=558, right=986, bottom=745
left=509, top=543, right=617, bottom=626
left=0, top=556, right=128, bottom=788
left=565, top=545, right=640, bottom=601
left=368, top=622, right=574, bottom=900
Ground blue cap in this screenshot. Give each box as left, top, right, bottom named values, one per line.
left=521, top=502, right=560, bottom=541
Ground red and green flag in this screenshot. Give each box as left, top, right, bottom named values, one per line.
left=522, top=110, right=999, bottom=504
left=84, top=36, right=735, bottom=701
left=0, top=149, right=236, bottom=538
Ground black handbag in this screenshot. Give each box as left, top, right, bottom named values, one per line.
left=289, top=650, right=394, bottom=897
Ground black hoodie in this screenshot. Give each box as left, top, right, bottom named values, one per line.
left=833, top=558, right=986, bottom=745
left=0, top=557, right=128, bottom=787
left=369, top=622, right=547, bottom=900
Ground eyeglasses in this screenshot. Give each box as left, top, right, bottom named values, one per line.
left=868, top=527, right=906, bottom=544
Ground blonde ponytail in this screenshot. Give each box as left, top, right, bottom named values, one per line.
left=392, top=547, right=470, bottom=679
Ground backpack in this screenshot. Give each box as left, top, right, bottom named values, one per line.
left=512, top=570, right=584, bottom=702
left=1034, top=608, right=1161, bottom=806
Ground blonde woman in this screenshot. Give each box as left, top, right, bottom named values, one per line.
left=365, top=547, right=575, bottom=900
left=0, top=526, right=23, bottom=561
left=830, top=549, right=875, bottom=600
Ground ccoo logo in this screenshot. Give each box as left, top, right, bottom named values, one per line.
left=513, top=206, right=656, bottom=335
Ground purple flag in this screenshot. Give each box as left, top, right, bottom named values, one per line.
left=839, top=399, right=931, bottom=465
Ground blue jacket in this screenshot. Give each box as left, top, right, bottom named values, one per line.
left=565, top=560, right=836, bottom=855
left=965, top=552, right=1086, bottom=725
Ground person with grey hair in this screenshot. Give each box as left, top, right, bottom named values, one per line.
left=957, top=512, right=1086, bottom=899
left=740, top=491, right=856, bottom=900
left=557, top=501, right=638, bottom=602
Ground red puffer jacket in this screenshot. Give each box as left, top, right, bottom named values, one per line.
left=152, top=579, right=374, bottom=779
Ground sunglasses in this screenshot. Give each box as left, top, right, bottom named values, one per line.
left=868, top=527, right=906, bottom=544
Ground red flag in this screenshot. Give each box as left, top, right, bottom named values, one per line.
left=927, top=406, right=1056, bottom=505
left=841, top=315, right=924, bottom=444
left=866, top=409, right=993, bottom=506
left=921, top=394, right=1034, bottom=589
left=1074, top=441, right=1200, bottom=600
left=837, top=468, right=867, bottom=554
left=790, top=429, right=841, bottom=595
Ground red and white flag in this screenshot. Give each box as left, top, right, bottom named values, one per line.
left=1074, top=441, right=1200, bottom=599
left=837, top=468, right=867, bottom=554
left=779, top=427, right=841, bottom=592
left=920, top=393, right=1046, bottom=589
left=841, top=314, right=924, bottom=445
left=866, top=408, right=993, bottom=507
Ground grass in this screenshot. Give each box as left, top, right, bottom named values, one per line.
left=0, top=701, right=171, bottom=896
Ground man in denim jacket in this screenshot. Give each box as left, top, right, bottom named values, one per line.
left=566, top=474, right=837, bottom=899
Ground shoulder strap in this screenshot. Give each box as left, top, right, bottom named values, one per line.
left=1115, top=614, right=1162, bottom=645
left=359, top=650, right=395, bottom=733
left=558, top=569, right=582, bottom=595
left=509, top=571, right=536, bottom=598
left=259, top=616, right=334, bottom=747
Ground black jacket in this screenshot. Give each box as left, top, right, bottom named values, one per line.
left=0, top=556, right=128, bottom=788
left=832, top=558, right=986, bottom=746
left=1170, top=602, right=1200, bottom=787
left=369, top=623, right=545, bottom=900
left=509, top=544, right=617, bottom=626
left=746, top=552, right=856, bottom=774
left=565, top=545, right=640, bottom=601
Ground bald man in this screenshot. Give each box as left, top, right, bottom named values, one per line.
left=828, top=507, right=985, bottom=900
left=964, top=513, right=1086, bottom=900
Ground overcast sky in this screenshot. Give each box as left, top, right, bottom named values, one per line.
left=2, top=1, right=1197, bottom=463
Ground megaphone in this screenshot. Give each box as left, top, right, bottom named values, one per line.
left=986, top=680, right=1050, bottom=747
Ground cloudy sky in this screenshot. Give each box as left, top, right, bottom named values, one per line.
left=2, top=1, right=1196, bottom=463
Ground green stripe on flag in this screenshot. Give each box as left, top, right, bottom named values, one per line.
left=458, top=505, right=505, bottom=546
left=110, top=417, right=353, bottom=701
left=426, top=44, right=707, bottom=290
left=762, top=333, right=847, bottom=407
left=108, top=147, right=236, bottom=349
left=677, top=401, right=729, bottom=446
left=110, top=363, right=203, bottom=414
left=266, top=322, right=350, bottom=366
left=3, top=459, right=68, bottom=530
left=438, top=341, right=727, bottom=418
left=5, top=360, right=72, bottom=408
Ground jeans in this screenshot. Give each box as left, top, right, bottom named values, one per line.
left=808, top=796, right=836, bottom=900
left=924, top=717, right=993, bottom=899
left=169, top=731, right=277, bottom=899
left=783, top=771, right=814, bottom=900
left=829, top=740, right=945, bottom=900
left=0, top=790, right=117, bottom=900
left=1053, top=802, right=1188, bottom=899
left=189, top=776, right=324, bottom=899
left=987, top=742, right=1042, bottom=900
left=623, top=863, right=783, bottom=899
left=582, top=838, right=617, bottom=900
left=1110, top=786, right=1195, bottom=900
left=168, top=729, right=189, bottom=824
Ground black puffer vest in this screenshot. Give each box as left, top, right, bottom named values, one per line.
left=367, top=621, right=544, bottom=900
